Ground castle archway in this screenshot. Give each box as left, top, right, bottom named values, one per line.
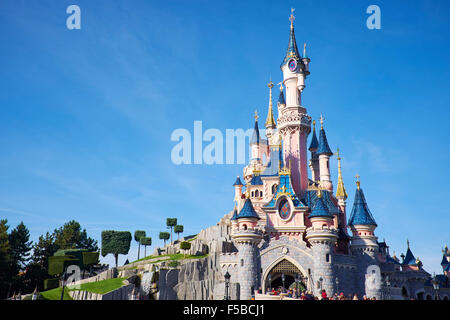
left=262, top=256, right=308, bottom=294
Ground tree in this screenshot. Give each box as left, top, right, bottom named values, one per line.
left=140, top=237, right=152, bottom=258
left=101, top=231, right=131, bottom=268
left=166, top=218, right=177, bottom=244
left=53, top=220, right=98, bottom=251
left=159, top=232, right=170, bottom=247
left=174, top=225, right=184, bottom=242
left=7, top=222, right=32, bottom=297
left=134, top=230, right=146, bottom=260
left=48, top=255, right=80, bottom=300
left=0, top=220, right=10, bottom=299
left=179, top=241, right=191, bottom=258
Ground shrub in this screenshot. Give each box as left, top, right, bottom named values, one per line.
left=48, top=255, right=80, bottom=276
left=44, top=278, right=60, bottom=291
left=167, top=260, right=179, bottom=268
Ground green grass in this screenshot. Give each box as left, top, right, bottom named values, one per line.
left=40, top=277, right=127, bottom=299
left=40, top=287, right=73, bottom=300
left=70, top=277, right=126, bottom=294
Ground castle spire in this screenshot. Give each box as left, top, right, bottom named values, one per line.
left=281, top=8, right=301, bottom=68
left=335, top=148, right=348, bottom=199
left=308, top=120, right=319, bottom=152
left=265, top=80, right=276, bottom=129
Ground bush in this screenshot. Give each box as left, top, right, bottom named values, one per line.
left=82, top=251, right=99, bottom=267
left=179, top=241, right=191, bottom=251
left=48, top=255, right=81, bottom=276
left=44, top=278, right=60, bottom=291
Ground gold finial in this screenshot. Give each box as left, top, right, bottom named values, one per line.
left=320, top=114, right=324, bottom=129
left=254, top=110, right=259, bottom=121
left=245, top=185, right=250, bottom=198
left=312, top=120, right=316, bottom=129
left=355, top=174, right=360, bottom=189
left=336, top=148, right=347, bottom=199
left=289, top=8, right=295, bottom=28
left=268, top=80, right=274, bottom=89
left=317, top=184, right=322, bottom=198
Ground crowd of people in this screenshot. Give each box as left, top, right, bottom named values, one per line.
left=262, top=287, right=378, bottom=300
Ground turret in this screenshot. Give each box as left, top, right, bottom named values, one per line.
left=231, top=192, right=263, bottom=300
left=308, top=120, right=320, bottom=182
left=335, top=148, right=348, bottom=226
left=316, top=115, right=333, bottom=191
left=305, top=187, right=338, bottom=297
left=277, top=83, right=286, bottom=114
left=233, top=176, right=244, bottom=203
left=348, top=176, right=381, bottom=299
left=250, top=111, right=261, bottom=166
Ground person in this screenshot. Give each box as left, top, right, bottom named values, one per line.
left=300, top=292, right=307, bottom=300
left=353, top=293, right=359, bottom=300
left=339, top=292, right=345, bottom=300
left=363, top=295, right=368, bottom=300
left=321, top=289, right=328, bottom=300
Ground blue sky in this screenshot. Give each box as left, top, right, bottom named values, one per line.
left=0, top=0, right=449, bottom=273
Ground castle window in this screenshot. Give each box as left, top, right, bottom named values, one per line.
left=243, top=224, right=248, bottom=230
left=251, top=191, right=254, bottom=197
left=326, top=254, right=330, bottom=263
left=272, top=184, right=278, bottom=194
left=241, top=259, right=244, bottom=267
left=255, top=190, right=259, bottom=197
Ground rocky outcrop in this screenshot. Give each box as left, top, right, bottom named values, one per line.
left=158, top=253, right=239, bottom=300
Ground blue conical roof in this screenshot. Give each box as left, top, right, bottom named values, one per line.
left=348, top=187, right=377, bottom=226
left=231, top=207, right=239, bottom=221
left=309, top=194, right=333, bottom=218
left=281, top=24, right=302, bottom=68
left=233, top=176, right=243, bottom=186
left=236, top=198, right=260, bottom=220
left=402, top=247, right=416, bottom=265
left=316, top=128, right=333, bottom=156
left=250, top=119, right=260, bottom=145
left=441, top=254, right=449, bottom=266
left=309, top=126, right=319, bottom=152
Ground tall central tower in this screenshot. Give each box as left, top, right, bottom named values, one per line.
left=277, top=9, right=311, bottom=197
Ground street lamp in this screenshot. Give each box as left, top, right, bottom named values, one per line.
left=268, top=274, right=272, bottom=293
left=281, top=273, right=286, bottom=291
left=295, top=274, right=301, bottom=298
left=224, top=271, right=231, bottom=300
left=32, top=286, right=39, bottom=301
left=319, top=277, right=323, bottom=293
left=432, top=273, right=440, bottom=300
left=336, top=277, right=339, bottom=294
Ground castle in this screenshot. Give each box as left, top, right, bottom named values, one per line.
left=216, top=11, right=450, bottom=300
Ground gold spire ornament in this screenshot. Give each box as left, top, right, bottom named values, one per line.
left=320, top=114, right=324, bottom=129
left=317, top=184, right=322, bottom=198
left=289, top=8, right=295, bottom=28
left=254, top=110, right=259, bottom=122
left=355, top=174, right=360, bottom=189
left=335, top=148, right=348, bottom=200
left=265, top=80, right=276, bottom=128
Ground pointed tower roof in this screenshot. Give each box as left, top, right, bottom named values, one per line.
left=281, top=8, right=302, bottom=68
left=309, top=188, right=333, bottom=218
left=233, top=176, right=243, bottom=186
left=250, top=111, right=260, bottom=145
left=335, top=148, right=348, bottom=199
left=308, top=120, right=319, bottom=152
left=348, top=176, right=377, bottom=226
left=441, top=253, right=449, bottom=266
left=231, top=205, right=239, bottom=221
left=402, top=240, right=417, bottom=265
left=265, top=81, right=276, bottom=129
left=236, top=197, right=260, bottom=220
left=316, top=115, right=333, bottom=156
left=277, top=83, right=286, bottom=105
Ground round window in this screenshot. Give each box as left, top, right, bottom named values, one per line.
left=278, top=198, right=291, bottom=219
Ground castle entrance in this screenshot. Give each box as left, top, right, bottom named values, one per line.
left=265, top=258, right=306, bottom=293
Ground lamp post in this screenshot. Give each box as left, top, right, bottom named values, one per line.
left=336, top=277, right=339, bottom=294
left=281, top=273, right=286, bottom=291
left=224, top=271, right=231, bottom=300
left=295, top=274, right=301, bottom=298
left=32, top=286, right=39, bottom=301
left=432, top=273, right=440, bottom=300
left=319, top=277, right=323, bottom=295
left=268, top=274, right=272, bottom=293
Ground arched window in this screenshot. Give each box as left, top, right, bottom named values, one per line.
left=251, top=191, right=254, bottom=197
left=255, top=190, right=259, bottom=197
left=243, top=224, right=248, bottom=230
left=272, top=184, right=278, bottom=194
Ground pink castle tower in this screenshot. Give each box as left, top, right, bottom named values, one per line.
left=277, top=9, right=311, bottom=198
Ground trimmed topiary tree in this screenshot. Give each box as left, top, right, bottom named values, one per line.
left=159, top=232, right=170, bottom=248
left=101, top=231, right=132, bottom=268
left=166, top=218, right=177, bottom=244
left=140, top=237, right=152, bottom=258
left=174, top=225, right=184, bottom=242
left=134, top=230, right=146, bottom=261
left=179, top=241, right=191, bottom=258
left=48, top=255, right=81, bottom=300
